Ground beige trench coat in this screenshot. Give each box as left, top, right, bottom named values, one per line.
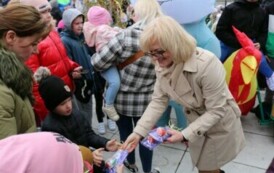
left=134, top=48, right=245, bottom=170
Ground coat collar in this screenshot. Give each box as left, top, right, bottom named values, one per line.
left=182, top=48, right=205, bottom=73
left=0, top=46, right=33, bottom=102
left=155, top=47, right=203, bottom=75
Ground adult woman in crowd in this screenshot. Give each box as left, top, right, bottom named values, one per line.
left=0, top=4, right=49, bottom=139
left=91, top=0, right=163, bottom=172
left=123, top=16, right=246, bottom=173
left=9, top=0, right=82, bottom=125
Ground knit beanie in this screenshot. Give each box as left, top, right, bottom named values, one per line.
left=0, top=132, right=83, bottom=173
left=87, top=6, right=112, bottom=26
left=34, top=67, right=72, bottom=111
left=57, top=19, right=65, bottom=30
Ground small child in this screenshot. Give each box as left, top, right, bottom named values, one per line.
left=0, top=132, right=85, bottom=173
left=34, top=67, right=121, bottom=173
left=83, top=6, right=121, bottom=122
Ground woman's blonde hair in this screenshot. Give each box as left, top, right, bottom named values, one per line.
left=140, top=16, right=197, bottom=63
left=0, top=4, right=49, bottom=39
left=134, top=0, right=164, bottom=27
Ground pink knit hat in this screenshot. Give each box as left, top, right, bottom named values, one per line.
left=57, top=19, right=65, bottom=30
left=87, top=6, right=112, bottom=26
left=0, top=132, right=83, bottom=173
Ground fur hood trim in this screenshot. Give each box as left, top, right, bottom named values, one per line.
left=0, top=45, right=33, bottom=103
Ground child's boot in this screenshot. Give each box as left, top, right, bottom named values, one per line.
left=102, top=105, right=120, bottom=121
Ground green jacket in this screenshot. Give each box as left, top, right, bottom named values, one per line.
left=0, top=45, right=36, bottom=139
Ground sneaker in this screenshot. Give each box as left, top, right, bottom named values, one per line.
left=123, top=160, right=139, bottom=173
left=107, top=119, right=116, bottom=131
left=266, top=73, right=274, bottom=91
left=102, top=105, right=120, bottom=121
left=98, top=122, right=106, bottom=135
left=150, top=168, right=160, bottom=173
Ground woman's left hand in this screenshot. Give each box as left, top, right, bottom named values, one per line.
left=165, top=128, right=184, bottom=143
left=106, top=139, right=122, bottom=152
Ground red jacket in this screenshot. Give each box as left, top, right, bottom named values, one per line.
left=26, top=30, right=78, bottom=122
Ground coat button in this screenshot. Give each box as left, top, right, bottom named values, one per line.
left=186, top=110, right=191, bottom=114
left=197, top=131, right=201, bottom=135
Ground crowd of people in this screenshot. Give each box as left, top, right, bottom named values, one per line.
left=0, top=0, right=274, bottom=173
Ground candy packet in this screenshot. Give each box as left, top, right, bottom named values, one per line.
left=141, top=127, right=171, bottom=150
left=105, top=149, right=128, bottom=173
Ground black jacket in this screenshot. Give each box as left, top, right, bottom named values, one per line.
left=216, top=0, right=268, bottom=52
left=41, top=109, right=109, bottom=149
left=265, top=1, right=274, bottom=14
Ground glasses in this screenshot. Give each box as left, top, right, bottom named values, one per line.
left=145, top=49, right=166, bottom=59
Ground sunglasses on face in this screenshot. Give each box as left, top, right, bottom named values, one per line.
left=145, top=49, right=166, bottom=59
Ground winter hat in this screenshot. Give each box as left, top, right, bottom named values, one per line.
left=57, top=19, right=65, bottom=30
left=0, top=132, right=83, bottom=173
left=62, top=8, right=84, bottom=30
left=87, top=6, right=112, bottom=26
left=34, top=67, right=72, bottom=111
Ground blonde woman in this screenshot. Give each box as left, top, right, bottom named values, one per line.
left=123, top=16, right=246, bottom=173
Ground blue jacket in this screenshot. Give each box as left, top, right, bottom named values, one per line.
left=61, top=30, right=94, bottom=80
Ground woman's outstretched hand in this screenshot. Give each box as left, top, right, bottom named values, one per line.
left=121, top=133, right=142, bottom=152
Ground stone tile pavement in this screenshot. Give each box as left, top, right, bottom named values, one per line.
left=90, top=97, right=274, bottom=173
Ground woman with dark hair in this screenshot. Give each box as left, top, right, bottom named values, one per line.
left=0, top=4, right=49, bottom=139
left=9, top=0, right=83, bottom=125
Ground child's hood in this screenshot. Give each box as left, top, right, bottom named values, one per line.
left=63, top=8, right=84, bottom=30
left=83, top=21, right=98, bottom=47
left=83, top=22, right=121, bottom=50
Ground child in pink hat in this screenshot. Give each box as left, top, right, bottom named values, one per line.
left=57, top=19, right=65, bottom=33
left=83, top=6, right=121, bottom=123
left=0, top=132, right=83, bottom=173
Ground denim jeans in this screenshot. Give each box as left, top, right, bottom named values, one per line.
left=101, top=66, right=120, bottom=105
